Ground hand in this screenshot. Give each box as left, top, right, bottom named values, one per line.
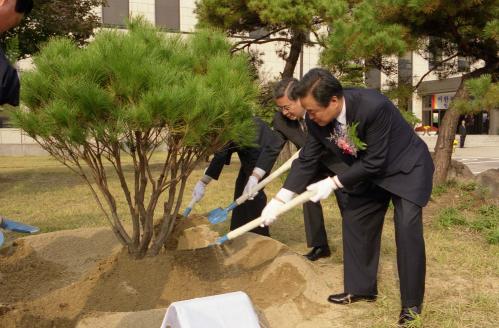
left=243, top=175, right=259, bottom=200
left=192, top=180, right=207, bottom=202
left=306, top=177, right=338, bottom=203
left=260, top=198, right=285, bottom=227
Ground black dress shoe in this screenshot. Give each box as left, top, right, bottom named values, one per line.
left=398, top=305, right=422, bottom=326
left=327, top=292, right=377, bottom=304
left=304, top=245, right=331, bottom=261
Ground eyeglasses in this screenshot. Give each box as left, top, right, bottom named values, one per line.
left=276, top=104, right=293, bottom=112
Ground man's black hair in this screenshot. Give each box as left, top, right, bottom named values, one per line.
left=15, top=0, right=33, bottom=15
left=273, top=78, right=299, bottom=100
left=292, top=68, right=343, bottom=107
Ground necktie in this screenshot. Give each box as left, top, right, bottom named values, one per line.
left=299, top=119, right=307, bottom=134
left=333, top=120, right=343, bottom=133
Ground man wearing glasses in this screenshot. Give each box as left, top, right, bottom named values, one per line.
left=244, top=78, right=353, bottom=261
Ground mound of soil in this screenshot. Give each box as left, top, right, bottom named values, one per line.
left=0, top=217, right=344, bottom=328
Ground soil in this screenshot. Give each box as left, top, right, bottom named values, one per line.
left=2, top=190, right=496, bottom=328
left=0, top=215, right=344, bottom=328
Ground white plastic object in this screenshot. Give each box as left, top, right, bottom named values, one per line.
left=160, top=291, right=260, bottom=328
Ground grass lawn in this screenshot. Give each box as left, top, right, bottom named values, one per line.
left=1, top=155, right=498, bottom=327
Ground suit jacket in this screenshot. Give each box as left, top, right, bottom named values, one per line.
left=284, top=88, right=434, bottom=207
left=0, top=49, right=20, bottom=106
left=205, top=117, right=282, bottom=180
left=256, top=111, right=350, bottom=177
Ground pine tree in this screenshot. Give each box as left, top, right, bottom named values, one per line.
left=320, top=0, right=498, bottom=184
left=13, top=19, right=258, bottom=258
left=196, top=0, right=331, bottom=78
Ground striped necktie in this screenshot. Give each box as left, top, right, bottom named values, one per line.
left=299, top=119, right=307, bottom=134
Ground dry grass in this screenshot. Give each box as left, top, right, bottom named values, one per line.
left=1, top=156, right=498, bottom=327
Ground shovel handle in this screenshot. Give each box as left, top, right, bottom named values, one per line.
left=219, top=190, right=315, bottom=243
left=187, top=198, right=196, bottom=209
left=235, top=150, right=300, bottom=206
left=182, top=198, right=197, bottom=217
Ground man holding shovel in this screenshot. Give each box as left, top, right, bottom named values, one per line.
left=244, top=78, right=350, bottom=261
left=260, top=68, right=434, bottom=326
left=189, top=117, right=282, bottom=236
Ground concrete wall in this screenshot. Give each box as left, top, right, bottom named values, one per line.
left=0, top=129, right=47, bottom=156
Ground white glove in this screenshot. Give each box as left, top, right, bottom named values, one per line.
left=192, top=180, right=207, bottom=202
left=306, top=177, right=338, bottom=203
left=243, top=175, right=259, bottom=200
left=260, top=198, right=285, bottom=227
left=192, top=174, right=212, bottom=202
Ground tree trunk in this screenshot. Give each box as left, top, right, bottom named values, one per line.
left=433, top=66, right=497, bottom=184
left=489, top=108, right=499, bottom=135
left=432, top=90, right=463, bottom=185
left=282, top=30, right=306, bottom=79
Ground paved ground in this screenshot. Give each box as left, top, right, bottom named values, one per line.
left=421, top=135, right=499, bottom=174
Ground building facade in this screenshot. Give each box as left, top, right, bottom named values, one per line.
left=99, top=0, right=322, bottom=81
left=2, top=1, right=496, bottom=135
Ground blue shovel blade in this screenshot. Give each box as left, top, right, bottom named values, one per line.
left=0, top=231, right=4, bottom=247
left=1, top=218, right=40, bottom=234
left=208, top=202, right=238, bottom=224
left=207, top=208, right=229, bottom=224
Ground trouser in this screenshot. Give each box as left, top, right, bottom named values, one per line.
left=230, top=169, right=269, bottom=236
left=460, top=134, right=466, bottom=148
left=303, top=200, right=328, bottom=247
left=340, top=185, right=426, bottom=307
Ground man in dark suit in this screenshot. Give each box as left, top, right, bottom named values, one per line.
left=190, top=117, right=281, bottom=236
left=260, top=68, right=434, bottom=325
left=0, top=0, right=33, bottom=106
left=245, top=78, right=350, bottom=260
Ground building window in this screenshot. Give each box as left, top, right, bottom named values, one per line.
left=423, top=95, right=432, bottom=109
left=156, top=0, right=180, bottom=30
left=102, top=0, right=129, bottom=27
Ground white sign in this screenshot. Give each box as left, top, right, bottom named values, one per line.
left=432, top=92, right=455, bottom=109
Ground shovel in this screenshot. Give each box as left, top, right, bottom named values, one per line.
left=182, top=198, right=198, bottom=217
left=0, top=217, right=40, bottom=234
left=0, top=217, right=40, bottom=248
left=215, top=189, right=316, bottom=245
left=207, top=150, right=300, bottom=224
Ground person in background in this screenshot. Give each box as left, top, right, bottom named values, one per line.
left=246, top=78, right=352, bottom=261
left=459, top=120, right=467, bottom=148
left=189, top=117, right=281, bottom=236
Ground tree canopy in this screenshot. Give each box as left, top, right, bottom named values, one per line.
left=196, top=0, right=329, bottom=78
left=320, top=0, right=498, bottom=184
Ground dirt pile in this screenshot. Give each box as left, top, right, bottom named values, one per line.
left=0, top=217, right=342, bottom=328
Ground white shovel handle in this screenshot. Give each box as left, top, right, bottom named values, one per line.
left=235, top=150, right=300, bottom=205
left=225, top=190, right=315, bottom=241
left=187, top=198, right=197, bottom=209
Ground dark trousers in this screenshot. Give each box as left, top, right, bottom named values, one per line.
left=340, top=185, right=426, bottom=307
left=230, top=168, right=269, bottom=236
left=303, top=200, right=328, bottom=247
left=460, top=134, right=466, bottom=148
left=302, top=171, right=343, bottom=248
